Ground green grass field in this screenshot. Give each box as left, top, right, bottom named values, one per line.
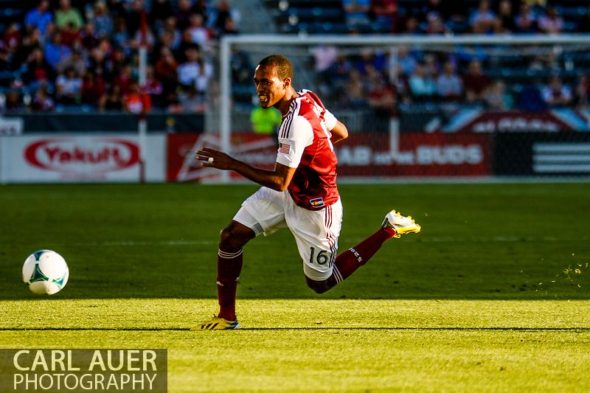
left=1, top=183, right=590, bottom=392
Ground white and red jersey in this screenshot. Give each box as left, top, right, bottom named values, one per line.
left=275, top=89, right=339, bottom=210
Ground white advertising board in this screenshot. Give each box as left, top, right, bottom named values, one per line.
left=0, top=134, right=166, bottom=183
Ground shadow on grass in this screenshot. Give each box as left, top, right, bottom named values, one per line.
left=1, top=327, right=589, bottom=332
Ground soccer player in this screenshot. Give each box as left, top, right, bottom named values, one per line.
left=196, top=54, right=420, bottom=330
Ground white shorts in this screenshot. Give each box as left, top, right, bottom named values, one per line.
left=233, top=187, right=342, bottom=281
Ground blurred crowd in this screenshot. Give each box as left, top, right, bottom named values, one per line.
left=312, top=0, right=590, bottom=114
left=343, top=0, right=590, bottom=35
left=311, top=44, right=590, bottom=115
left=0, top=0, right=239, bottom=113
left=1, top=0, right=590, bottom=115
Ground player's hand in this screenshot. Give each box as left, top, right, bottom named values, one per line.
left=196, top=147, right=233, bottom=170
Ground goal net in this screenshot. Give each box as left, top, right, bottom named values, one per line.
left=175, top=34, right=590, bottom=182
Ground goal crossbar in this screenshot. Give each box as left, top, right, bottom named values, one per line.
left=219, top=33, right=590, bottom=183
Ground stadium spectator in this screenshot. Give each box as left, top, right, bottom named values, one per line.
left=425, top=12, right=448, bottom=35
left=311, top=44, right=338, bottom=94
left=514, top=2, right=538, bottom=33
left=86, top=44, right=110, bottom=80
left=541, top=75, right=572, bottom=107
left=354, top=48, right=387, bottom=75
left=525, top=0, right=546, bottom=14
left=144, top=65, right=164, bottom=107
left=123, top=0, right=145, bottom=37
left=174, top=0, right=196, bottom=32
left=2, top=87, right=26, bottom=113
left=80, top=22, right=99, bottom=51
left=80, top=70, right=106, bottom=106
left=219, top=17, right=239, bottom=36
left=114, top=63, right=134, bottom=94
left=419, top=0, right=444, bottom=25
left=370, top=0, right=397, bottom=32
left=22, top=48, right=54, bottom=87
left=154, top=47, right=179, bottom=105
left=155, top=17, right=182, bottom=53
left=30, top=84, right=55, bottom=111
left=484, top=79, right=513, bottom=110
left=230, top=47, right=252, bottom=85
left=168, top=84, right=204, bottom=113
left=123, top=81, right=151, bottom=113
left=177, top=45, right=210, bottom=89
left=343, top=0, right=371, bottom=30
left=3, top=23, right=22, bottom=52
left=210, top=0, right=240, bottom=37
left=462, top=59, right=491, bottom=103
left=436, top=60, right=463, bottom=99
left=187, top=13, right=210, bottom=52
left=537, top=7, right=563, bottom=34
left=14, top=27, right=43, bottom=68
left=111, top=16, right=130, bottom=51
left=195, top=54, right=420, bottom=330
left=25, top=0, right=53, bottom=36
left=130, top=24, right=156, bottom=52
left=58, top=49, right=86, bottom=76
left=389, top=45, right=418, bottom=78
left=400, top=16, right=421, bottom=34
left=91, top=1, right=114, bottom=39
left=366, top=69, right=396, bottom=116
left=99, top=84, right=124, bottom=111
left=494, top=0, right=515, bottom=33
left=408, top=62, right=436, bottom=100
left=345, top=68, right=368, bottom=107
left=55, top=0, right=84, bottom=32
left=469, top=0, right=496, bottom=34
left=516, top=82, right=546, bottom=112
left=55, top=66, right=82, bottom=105
left=150, top=0, right=175, bottom=31
left=575, top=75, right=590, bottom=107
left=43, top=31, right=72, bottom=70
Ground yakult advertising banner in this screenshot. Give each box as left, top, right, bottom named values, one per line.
left=0, top=134, right=166, bottom=183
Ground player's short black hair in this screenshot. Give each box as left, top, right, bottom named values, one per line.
left=258, top=54, right=293, bottom=80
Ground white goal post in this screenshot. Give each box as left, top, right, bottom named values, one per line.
left=218, top=33, right=590, bottom=183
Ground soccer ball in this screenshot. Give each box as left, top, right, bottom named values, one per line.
left=22, top=250, right=69, bottom=295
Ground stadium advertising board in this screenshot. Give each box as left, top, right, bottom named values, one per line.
left=0, top=134, right=166, bottom=183
left=493, top=132, right=590, bottom=175
left=167, top=132, right=491, bottom=181
left=338, top=133, right=490, bottom=177
left=167, top=133, right=276, bottom=182
left=436, top=109, right=590, bottom=133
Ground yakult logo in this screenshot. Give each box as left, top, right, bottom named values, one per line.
left=24, top=138, right=140, bottom=174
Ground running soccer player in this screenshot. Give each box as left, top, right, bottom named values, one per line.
left=196, top=54, right=420, bottom=330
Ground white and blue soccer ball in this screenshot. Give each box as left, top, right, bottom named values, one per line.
left=22, top=250, right=69, bottom=295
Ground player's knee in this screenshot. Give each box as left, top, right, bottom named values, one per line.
left=305, top=276, right=332, bottom=294
left=219, top=223, right=253, bottom=251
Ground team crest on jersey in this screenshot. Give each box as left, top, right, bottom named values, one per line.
left=309, top=197, right=324, bottom=208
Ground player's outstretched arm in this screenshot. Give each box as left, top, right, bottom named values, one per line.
left=197, top=147, right=296, bottom=191
left=330, top=120, right=348, bottom=144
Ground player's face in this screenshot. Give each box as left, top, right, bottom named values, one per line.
left=253, top=65, right=288, bottom=108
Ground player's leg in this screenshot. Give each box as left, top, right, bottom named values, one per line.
left=199, top=187, right=287, bottom=330
left=306, top=209, right=421, bottom=293
left=216, top=220, right=255, bottom=322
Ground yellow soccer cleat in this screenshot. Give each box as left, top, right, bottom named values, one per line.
left=194, top=316, right=240, bottom=331
left=382, top=210, right=421, bottom=238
